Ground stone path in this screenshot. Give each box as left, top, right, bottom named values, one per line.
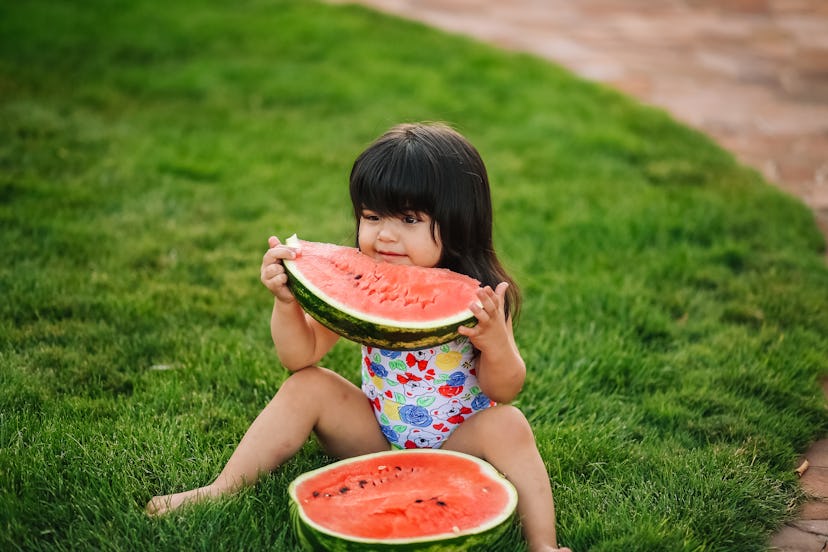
left=331, top=1, right=828, bottom=549
left=775, top=387, right=828, bottom=551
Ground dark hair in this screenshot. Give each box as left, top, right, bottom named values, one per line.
left=349, top=122, right=521, bottom=320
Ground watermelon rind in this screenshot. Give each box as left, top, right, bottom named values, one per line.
left=282, top=235, right=478, bottom=350
left=288, top=450, right=518, bottom=552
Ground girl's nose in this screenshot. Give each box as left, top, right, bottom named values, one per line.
left=377, top=221, right=396, bottom=241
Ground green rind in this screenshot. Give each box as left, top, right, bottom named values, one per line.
left=288, top=451, right=518, bottom=552
left=284, top=258, right=477, bottom=350
left=290, top=501, right=513, bottom=552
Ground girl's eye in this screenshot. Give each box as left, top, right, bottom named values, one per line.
left=402, top=214, right=420, bottom=224
left=361, top=212, right=380, bottom=222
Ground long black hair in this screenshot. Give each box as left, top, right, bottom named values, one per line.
left=349, top=122, right=521, bottom=320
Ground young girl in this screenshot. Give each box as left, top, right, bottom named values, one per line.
left=147, top=123, right=570, bottom=552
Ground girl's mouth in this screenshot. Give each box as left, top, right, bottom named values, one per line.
left=376, top=251, right=408, bottom=263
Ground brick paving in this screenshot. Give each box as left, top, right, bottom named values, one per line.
left=332, top=1, right=828, bottom=549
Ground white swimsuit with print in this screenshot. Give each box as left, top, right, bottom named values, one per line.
left=360, top=336, right=494, bottom=449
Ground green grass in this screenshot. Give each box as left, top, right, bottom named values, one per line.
left=2, top=0, right=827, bottom=550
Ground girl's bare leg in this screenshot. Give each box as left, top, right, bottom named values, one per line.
left=443, top=405, right=570, bottom=552
left=146, top=366, right=388, bottom=515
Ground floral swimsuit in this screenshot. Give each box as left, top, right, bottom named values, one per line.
left=361, top=336, right=494, bottom=449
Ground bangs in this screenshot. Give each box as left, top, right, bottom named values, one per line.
left=349, top=135, right=437, bottom=217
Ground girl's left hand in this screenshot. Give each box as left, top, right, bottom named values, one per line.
left=458, top=282, right=511, bottom=351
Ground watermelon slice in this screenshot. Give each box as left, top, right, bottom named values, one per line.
left=288, top=450, right=518, bottom=551
left=282, top=235, right=480, bottom=350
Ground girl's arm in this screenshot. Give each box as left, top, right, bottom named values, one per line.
left=458, top=282, right=526, bottom=403
left=269, top=299, right=340, bottom=371
left=261, top=236, right=340, bottom=371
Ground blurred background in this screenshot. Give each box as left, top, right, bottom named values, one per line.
left=333, top=0, right=828, bottom=246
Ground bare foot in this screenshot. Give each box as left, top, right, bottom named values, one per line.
left=145, top=485, right=217, bottom=516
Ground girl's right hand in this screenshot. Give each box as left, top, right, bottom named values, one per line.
left=260, top=236, right=300, bottom=303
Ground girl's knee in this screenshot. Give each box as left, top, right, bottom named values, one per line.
left=284, top=365, right=324, bottom=381
left=276, top=365, right=364, bottom=411
left=275, top=365, right=332, bottom=397
left=448, top=405, right=535, bottom=455
left=491, top=405, right=535, bottom=442
left=285, top=365, right=342, bottom=384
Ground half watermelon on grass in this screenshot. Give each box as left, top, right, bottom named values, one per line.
left=288, top=449, right=518, bottom=551
left=282, top=235, right=480, bottom=350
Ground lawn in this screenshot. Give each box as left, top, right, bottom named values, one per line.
left=2, top=1, right=827, bottom=550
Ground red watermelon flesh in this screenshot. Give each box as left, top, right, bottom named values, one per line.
left=290, top=450, right=517, bottom=542
left=289, top=238, right=480, bottom=323
left=283, top=236, right=482, bottom=349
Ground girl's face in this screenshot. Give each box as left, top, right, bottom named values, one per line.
left=358, top=209, right=442, bottom=268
